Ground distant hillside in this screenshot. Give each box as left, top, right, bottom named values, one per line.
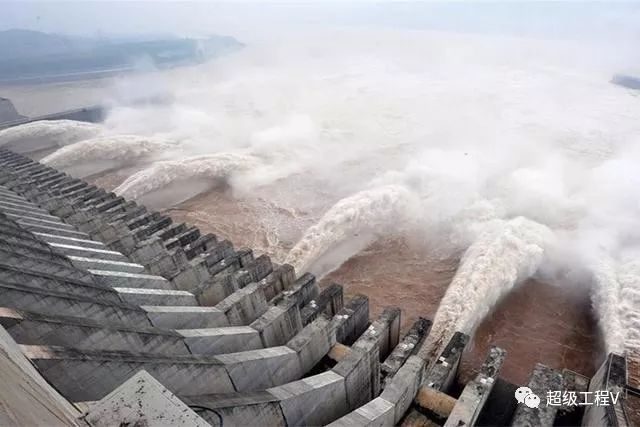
left=0, top=29, right=244, bottom=84
left=0, top=29, right=97, bottom=60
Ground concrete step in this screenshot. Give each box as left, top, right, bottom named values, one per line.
left=29, top=168, right=60, bottom=180
left=141, top=305, right=229, bottom=329
left=152, top=222, right=187, bottom=241
left=126, top=211, right=161, bottom=231
left=0, top=265, right=120, bottom=303
left=0, top=193, right=31, bottom=205
left=301, top=283, right=343, bottom=325
left=104, top=205, right=146, bottom=226
left=57, top=186, right=99, bottom=203
left=5, top=212, right=75, bottom=230
left=0, top=224, right=55, bottom=252
left=34, top=231, right=107, bottom=250
left=0, top=277, right=229, bottom=331
left=86, top=196, right=125, bottom=214
left=183, top=233, right=219, bottom=260
left=133, top=217, right=173, bottom=240
left=178, top=326, right=263, bottom=355
left=49, top=242, right=128, bottom=262
left=0, top=153, right=28, bottom=162
left=23, top=344, right=305, bottom=402
left=68, top=255, right=146, bottom=274
left=0, top=249, right=94, bottom=284
left=0, top=307, right=191, bottom=356
left=102, top=201, right=142, bottom=221
left=165, top=227, right=201, bottom=251
left=214, top=282, right=269, bottom=326
left=0, top=204, right=61, bottom=222
left=184, top=312, right=370, bottom=427
left=0, top=282, right=153, bottom=329
left=30, top=173, right=67, bottom=187
left=22, top=345, right=236, bottom=401
left=2, top=304, right=263, bottom=356
left=89, top=269, right=173, bottom=290
left=17, top=220, right=90, bottom=239
left=0, top=236, right=73, bottom=267
left=113, top=287, right=198, bottom=306
left=188, top=370, right=348, bottom=427
left=83, top=193, right=116, bottom=209
left=196, top=257, right=271, bottom=306
left=0, top=185, right=24, bottom=194
left=54, top=181, right=87, bottom=196
left=0, top=199, right=50, bottom=214
left=7, top=159, right=38, bottom=170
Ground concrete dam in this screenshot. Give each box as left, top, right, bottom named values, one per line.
left=0, top=144, right=638, bottom=426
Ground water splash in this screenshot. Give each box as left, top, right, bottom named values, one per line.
left=0, top=120, right=103, bottom=153
left=417, top=216, right=553, bottom=361
left=285, top=185, right=419, bottom=277
left=41, top=135, right=177, bottom=177
left=619, top=258, right=640, bottom=358
left=590, top=254, right=640, bottom=357
left=114, top=151, right=262, bottom=202
left=589, top=257, right=625, bottom=355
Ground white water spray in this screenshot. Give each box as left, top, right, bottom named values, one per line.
left=41, top=135, right=177, bottom=177
left=619, top=258, right=640, bottom=358
left=588, top=254, right=640, bottom=357
left=418, top=216, right=553, bottom=360
left=589, top=257, right=626, bottom=355
left=114, top=151, right=262, bottom=205
left=285, top=185, right=419, bottom=277
left=0, top=120, right=103, bottom=153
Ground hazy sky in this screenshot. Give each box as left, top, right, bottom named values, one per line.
left=2, top=1, right=640, bottom=43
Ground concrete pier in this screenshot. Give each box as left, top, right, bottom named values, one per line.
left=582, top=353, right=630, bottom=427
left=444, top=346, right=506, bottom=426
left=0, top=146, right=638, bottom=426
left=511, top=363, right=564, bottom=426
left=381, top=317, right=431, bottom=388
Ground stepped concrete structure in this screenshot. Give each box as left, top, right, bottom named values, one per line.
left=0, top=143, right=638, bottom=426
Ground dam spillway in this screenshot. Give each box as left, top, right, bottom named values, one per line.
left=0, top=146, right=637, bottom=426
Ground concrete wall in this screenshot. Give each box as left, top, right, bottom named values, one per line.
left=0, top=325, right=81, bottom=426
